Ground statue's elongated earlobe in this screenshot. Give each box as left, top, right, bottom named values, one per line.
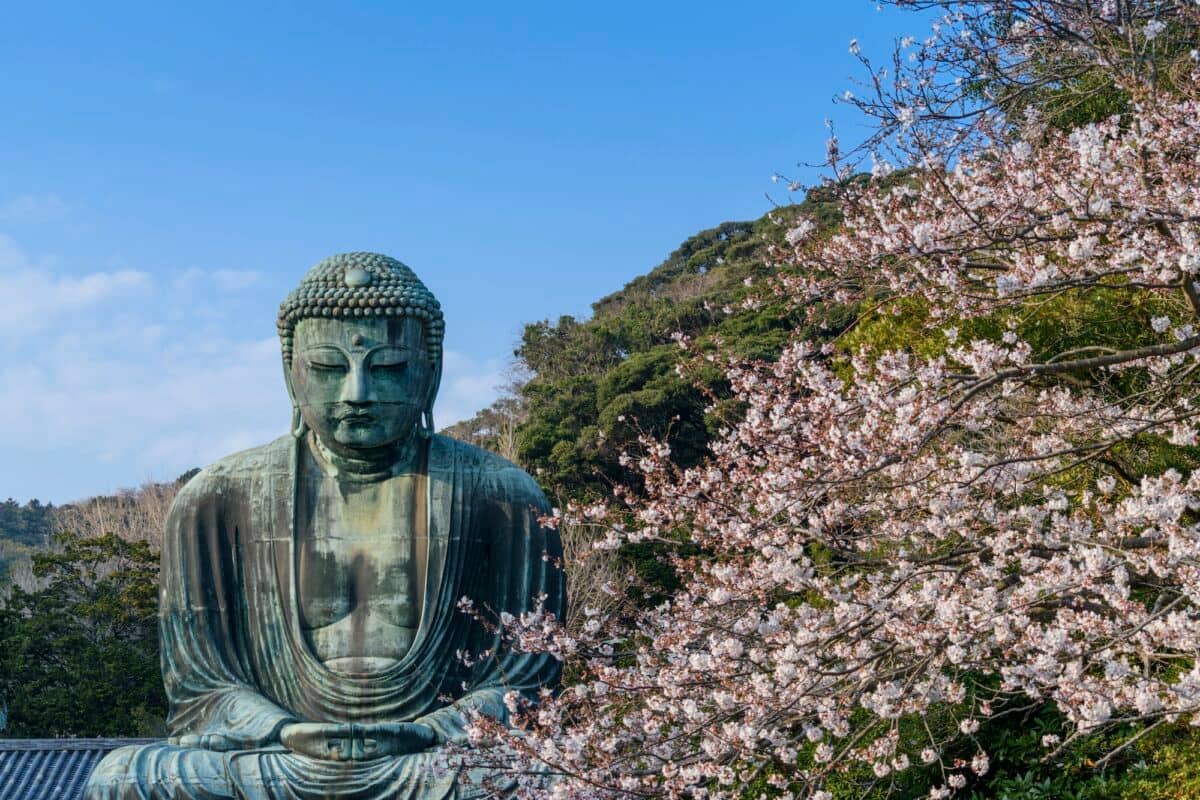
left=420, top=359, right=442, bottom=439
left=284, top=356, right=307, bottom=439
left=292, top=407, right=308, bottom=439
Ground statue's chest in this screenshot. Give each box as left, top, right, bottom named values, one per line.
left=294, top=475, right=425, bottom=632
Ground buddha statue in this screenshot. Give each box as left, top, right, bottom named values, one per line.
left=85, top=253, right=566, bottom=800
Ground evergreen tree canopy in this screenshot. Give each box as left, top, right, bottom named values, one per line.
left=0, top=532, right=166, bottom=738
left=512, top=198, right=847, bottom=502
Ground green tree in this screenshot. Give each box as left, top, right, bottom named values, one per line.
left=0, top=498, right=55, bottom=548
left=0, top=532, right=165, bottom=737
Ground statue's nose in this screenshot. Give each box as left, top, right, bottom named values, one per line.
left=340, top=363, right=373, bottom=404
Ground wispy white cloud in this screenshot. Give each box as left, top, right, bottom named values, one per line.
left=0, top=233, right=286, bottom=502
left=0, top=193, right=69, bottom=223
left=0, top=266, right=151, bottom=332
left=173, top=267, right=265, bottom=292
left=212, top=268, right=263, bottom=291
left=436, top=348, right=505, bottom=429
left=0, top=232, right=30, bottom=269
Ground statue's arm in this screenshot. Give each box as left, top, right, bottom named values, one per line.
left=415, top=688, right=508, bottom=745
left=159, top=472, right=298, bottom=748
left=418, top=466, right=566, bottom=745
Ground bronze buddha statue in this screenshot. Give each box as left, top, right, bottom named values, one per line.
left=85, top=253, right=566, bottom=799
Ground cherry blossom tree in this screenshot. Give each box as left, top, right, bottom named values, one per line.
left=458, top=3, right=1200, bottom=798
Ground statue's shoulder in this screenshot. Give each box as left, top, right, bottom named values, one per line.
left=197, top=435, right=294, bottom=481
left=165, top=436, right=294, bottom=533
left=433, top=434, right=548, bottom=506
left=173, top=436, right=294, bottom=501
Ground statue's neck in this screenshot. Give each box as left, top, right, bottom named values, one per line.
left=307, top=432, right=423, bottom=482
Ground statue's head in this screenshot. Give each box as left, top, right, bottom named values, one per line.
left=277, top=253, right=444, bottom=456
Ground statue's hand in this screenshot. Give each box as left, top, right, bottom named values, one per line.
left=358, top=722, right=439, bottom=757
left=280, top=723, right=353, bottom=760
left=280, top=722, right=438, bottom=761
left=167, top=733, right=264, bottom=751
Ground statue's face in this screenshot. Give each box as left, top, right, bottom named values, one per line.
left=290, top=317, right=434, bottom=455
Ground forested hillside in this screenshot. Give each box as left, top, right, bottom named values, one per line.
left=445, top=193, right=846, bottom=503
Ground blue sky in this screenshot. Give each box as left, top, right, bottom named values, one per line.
left=0, top=2, right=924, bottom=503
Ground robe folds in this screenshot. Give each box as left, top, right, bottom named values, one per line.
left=84, top=433, right=565, bottom=800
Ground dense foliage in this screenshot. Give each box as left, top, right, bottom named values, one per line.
left=0, top=476, right=188, bottom=737
left=509, top=206, right=844, bottom=503
left=0, top=498, right=54, bottom=548
left=0, top=532, right=166, bottom=737
left=0, top=498, right=54, bottom=586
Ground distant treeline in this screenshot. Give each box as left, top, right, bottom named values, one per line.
left=0, top=499, right=55, bottom=587
left=0, top=498, right=54, bottom=548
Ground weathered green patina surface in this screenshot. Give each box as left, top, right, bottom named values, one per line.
left=84, top=253, right=566, bottom=799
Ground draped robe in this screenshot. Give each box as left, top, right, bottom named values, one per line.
left=85, top=433, right=565, bottom=800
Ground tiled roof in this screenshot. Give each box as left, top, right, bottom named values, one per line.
left=0, top=739, right=160, bottom=800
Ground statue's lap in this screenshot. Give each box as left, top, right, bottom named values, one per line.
left=86, top=741, right=502, bottom=800
left=87, top=743, right=233, bottom=799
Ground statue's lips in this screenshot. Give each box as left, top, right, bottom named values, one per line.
left=336, top=412, right=376, bottom=423
left=327, top=401, right=417, bottom=421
